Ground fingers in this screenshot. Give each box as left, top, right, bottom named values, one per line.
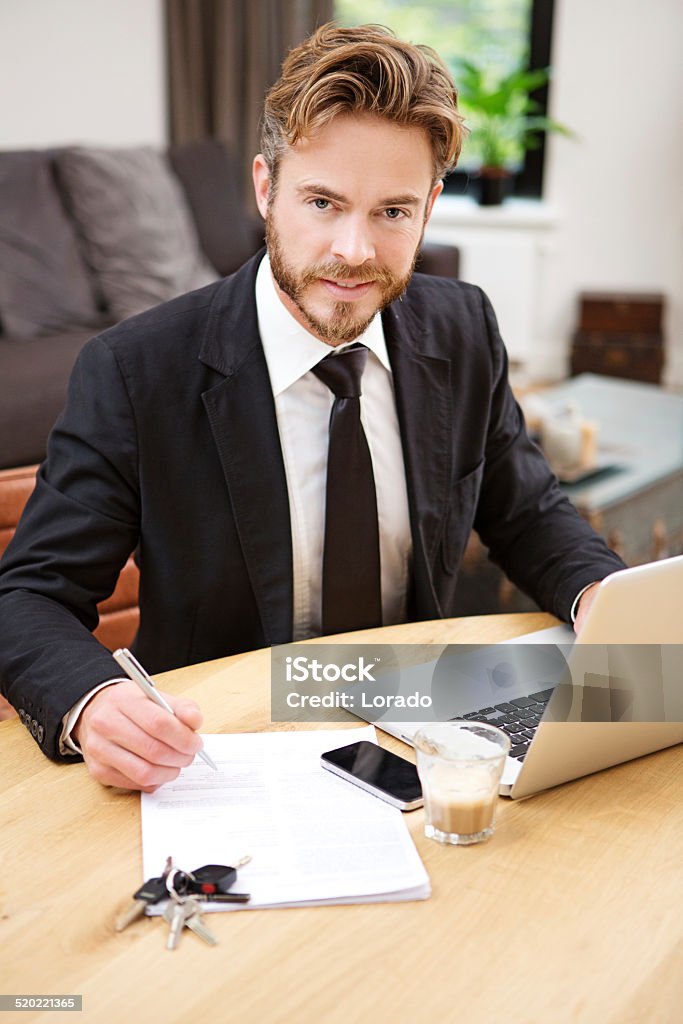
left=168, top=695, right=203, bottom=732
left=85, top=738, right=183, bottom=792
left=120, top=696, right=203, bottom=760
left=74, top=680, right=206, bottom=792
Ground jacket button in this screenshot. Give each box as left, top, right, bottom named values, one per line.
left=31, top=719, right=38, bottom=737
left=37, top=725, right=44, bottom=743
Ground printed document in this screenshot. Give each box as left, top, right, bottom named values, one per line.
left=141, top=725, right=430, bottom=909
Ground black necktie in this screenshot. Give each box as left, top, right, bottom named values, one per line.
left=311, top=345, right=382, bottom=635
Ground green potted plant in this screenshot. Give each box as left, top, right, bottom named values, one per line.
left=454, top=59, right=574, bottom=205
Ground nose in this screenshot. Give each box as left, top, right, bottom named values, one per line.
left=330, top=215, right=376, bottom=266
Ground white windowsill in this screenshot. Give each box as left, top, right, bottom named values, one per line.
left=430, top=194, right=558, bottom=231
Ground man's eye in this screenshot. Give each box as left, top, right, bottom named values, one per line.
left=312, top=198, right=330, bottom=210
left=385, top=207, right=405, bottom=219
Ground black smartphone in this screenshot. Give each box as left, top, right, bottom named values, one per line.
left=320, top=740, right=423, bottom=811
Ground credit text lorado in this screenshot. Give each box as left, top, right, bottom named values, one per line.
left=285, top=692, right=433, bottom=708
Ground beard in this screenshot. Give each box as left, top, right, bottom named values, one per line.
left=265, top=215, right=421, bottom=344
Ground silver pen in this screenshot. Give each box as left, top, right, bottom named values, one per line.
left=112, top=647, right=218, bottom=771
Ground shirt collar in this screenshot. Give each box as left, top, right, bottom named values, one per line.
left=255, top=253, right=392, bottom=396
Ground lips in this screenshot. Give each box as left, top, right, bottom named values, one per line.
left=320, top=278, right=375, bottom=300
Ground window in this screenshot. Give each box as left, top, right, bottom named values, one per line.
left=334, top=0, right=555, bottom=199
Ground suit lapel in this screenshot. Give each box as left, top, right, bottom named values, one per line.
left=199, top=256, right=293, bottom=646
left=383, top=299, right=453, bottom=618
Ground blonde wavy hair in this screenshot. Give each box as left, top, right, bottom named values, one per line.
left=261, top=22, right=466, bottom=185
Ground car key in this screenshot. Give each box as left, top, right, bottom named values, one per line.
left=182, top=898, right=218, bottom=946
left=203, top=891, right=251, bottom=904
left=163, top=894, right=218, bottom=948
left=164, top=897, right=195, bottom=950
left=187, top=856, right=252, bottom=895
left=115, top=857, right=173, bottom=931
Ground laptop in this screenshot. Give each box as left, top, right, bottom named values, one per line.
left=356, top=555, right=683, bottom=799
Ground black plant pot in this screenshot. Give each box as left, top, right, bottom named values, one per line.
left=478, top=171, right=512, bottom=206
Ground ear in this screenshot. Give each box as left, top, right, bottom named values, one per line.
left=252, top=155, right=271, bottom=219
left=424, top=180, right=444, bottom=224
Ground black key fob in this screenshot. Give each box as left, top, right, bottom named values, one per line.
left=133, top=875, right=169, bottom=904
left=189, top=864, right=237, bottom=895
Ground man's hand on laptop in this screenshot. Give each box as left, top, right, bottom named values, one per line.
left=72, top=681, right=204, bottom=792
left=574, top=581, right=601, bottom=634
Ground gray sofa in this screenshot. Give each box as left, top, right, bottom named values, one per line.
left=0, top=140, right=458, bottom=470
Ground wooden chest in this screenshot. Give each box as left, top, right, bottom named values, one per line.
left=571, top=291, right=665, bottom=385
left=570, top=331, right=664, bottom=384
left=578, top=291, right=665, bottom=333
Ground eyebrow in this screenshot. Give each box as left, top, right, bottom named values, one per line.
left=296, top=183, right=423, bottom=207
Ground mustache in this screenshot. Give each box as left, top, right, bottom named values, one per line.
left=298, top=262, right=397, bottom=288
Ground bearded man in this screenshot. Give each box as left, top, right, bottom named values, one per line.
left=0, top=24, right=624, bottom=790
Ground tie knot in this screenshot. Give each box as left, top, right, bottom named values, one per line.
left=311, top=344, right=368, bottom=399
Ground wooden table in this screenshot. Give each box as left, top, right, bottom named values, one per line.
left=1, top=614, right=682, bottom=1024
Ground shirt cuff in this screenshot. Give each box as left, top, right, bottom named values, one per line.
left=569, top=582, right=598, bottom=624
left=58, top=678, right=128, bottom=756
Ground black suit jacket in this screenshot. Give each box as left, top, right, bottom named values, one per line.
left=0, top=253, right=624, bottom=759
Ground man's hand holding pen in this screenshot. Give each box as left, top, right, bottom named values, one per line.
left=72, top=680, right=205, bottom=792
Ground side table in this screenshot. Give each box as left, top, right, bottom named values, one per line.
left=454, top=374, right=683, bottom=615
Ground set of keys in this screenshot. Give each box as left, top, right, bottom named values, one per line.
left=115, top=855, right=251, bottom=949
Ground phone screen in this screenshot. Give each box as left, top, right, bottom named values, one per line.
left=321, top=741, right=422, bottom=804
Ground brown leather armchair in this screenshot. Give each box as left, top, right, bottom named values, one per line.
left=0, top=464, right=140, bottom=719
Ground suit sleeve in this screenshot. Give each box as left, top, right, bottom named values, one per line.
left=0, top=334, right=141, bottom=761
left=472, top=289, right=625, bottom=619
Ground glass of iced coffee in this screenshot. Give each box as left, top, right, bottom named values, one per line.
left=413, top=722, right=510, bottom=845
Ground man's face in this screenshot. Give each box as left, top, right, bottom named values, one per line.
left=253, top=113, right=443, bottom=345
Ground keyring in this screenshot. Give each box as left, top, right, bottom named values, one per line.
left=165, top=865, right=196, bottom=898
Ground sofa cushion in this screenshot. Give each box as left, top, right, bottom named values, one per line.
left=0, top=329, right=95, bottom=469
left=169, top=140, right=263, bottom=277
left=0, top=151, right=102, bottom=339
left=56, top=146, right=218, bottom=320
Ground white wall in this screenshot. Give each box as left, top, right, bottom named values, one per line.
left=540, top=0, right=683, bottom=386
left=0, top=0, right=166, bottom=147
left=428, top=0, right=683, bottom=388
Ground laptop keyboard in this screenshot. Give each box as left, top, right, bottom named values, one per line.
left=452, top=688, right=555, bottom=761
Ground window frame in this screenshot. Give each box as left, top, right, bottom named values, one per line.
left=442, top=0, right=556, bottom=200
